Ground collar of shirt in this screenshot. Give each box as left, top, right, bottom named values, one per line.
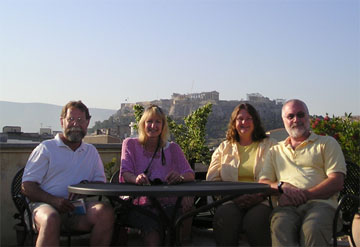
left=54, top=133, right=86, bottom=152
left=284, top=132, right=318, bottom=148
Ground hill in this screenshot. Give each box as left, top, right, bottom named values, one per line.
left=91, top=92, right=285, bottom=146
left=0, top=101, right=117, bottom=133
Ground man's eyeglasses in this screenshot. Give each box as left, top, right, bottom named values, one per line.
left=65, top=117, right=87, bottom=124
left=286, top=112, right=306, bottom=120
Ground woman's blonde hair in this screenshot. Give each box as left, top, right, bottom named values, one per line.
left=138, top=105, right=169, bottom=147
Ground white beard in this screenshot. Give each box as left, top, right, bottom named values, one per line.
left=285, top=122, right=309, bottom=139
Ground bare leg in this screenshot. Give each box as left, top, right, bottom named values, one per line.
left=33, top=205, right=61, bottom=247
left=75, top=201, right=115, bottom=246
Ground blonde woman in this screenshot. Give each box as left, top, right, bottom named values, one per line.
left=120, top=105, right=194, bottom=246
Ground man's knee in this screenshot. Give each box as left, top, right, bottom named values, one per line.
left=301, top=216, right=332, bottom=245
left=89, top=202, right=115, bottom=226
left=301, top=203, right=334, bottom=242
left=34, top=208, right=61, bottom=230
left=271, top=207, right=301, bottom=236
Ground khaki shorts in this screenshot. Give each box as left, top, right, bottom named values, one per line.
left=26, top=202, right=81, bottom=233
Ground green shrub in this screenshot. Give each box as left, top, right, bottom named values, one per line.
left=104, top=157, right=118, bottom=181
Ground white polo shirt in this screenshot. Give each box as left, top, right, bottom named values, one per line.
left=22, top=134, right=106, bottom=198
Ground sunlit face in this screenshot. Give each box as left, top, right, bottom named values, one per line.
left=144, top=114, right=163, bottom=139
left=60, top=107, right=89, bottom=143
left=235, top=109, right=254, bottom=139
left=282, top=101, right=310, bottom=139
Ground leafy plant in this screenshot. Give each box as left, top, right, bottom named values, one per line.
left=133, top=103, right=213, bottom=167
left=311, top=113, right=359, bottom=166
left=103, top=157, right=118, bottom=181
left=133, top=104, right=144, bottom=130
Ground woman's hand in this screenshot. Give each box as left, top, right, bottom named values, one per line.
left=165, top=170, right=184, bottom=184
left=135, top=173, right=151, bottom=185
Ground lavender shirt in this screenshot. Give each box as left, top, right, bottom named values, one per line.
left=120, top=137, right=194, bottom=205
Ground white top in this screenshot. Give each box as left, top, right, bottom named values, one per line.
left=22, top=134, right=106, bottom=198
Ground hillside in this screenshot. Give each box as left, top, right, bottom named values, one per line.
left=90, top=92, right=285, bottom=146
left=0, top=101, right=117, bottom=133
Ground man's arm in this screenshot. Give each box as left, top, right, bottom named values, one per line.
left=259, top=178, right=308, bottom=206
left=22, top=181, right=74, bottom=213
left=304, top=172, right=344, bottom=200
left=260, top=172, right=345, bottom=206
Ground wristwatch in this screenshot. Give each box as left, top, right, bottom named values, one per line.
left=277, top=181, right=284, bottom=193
left=179, top=175, right=185, bottom=182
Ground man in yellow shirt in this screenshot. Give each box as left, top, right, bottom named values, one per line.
left=259, top=99, right=346, bottom=247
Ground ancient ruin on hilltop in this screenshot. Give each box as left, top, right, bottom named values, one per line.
left=93, top=91, right=285, bottom=145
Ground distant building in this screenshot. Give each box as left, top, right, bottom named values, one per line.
left=3, top=126, right=21, bottom=133
left=172, top=91, right=219, bottom=102
left=52, top=130, right=62, bottom=136
left=129, top=122, right=138, bottom=137
left=40, top=128, right=52, bottom=135
left=0, top=133, right=8, bottom=142
left=84, top=134, right=121, bottom=144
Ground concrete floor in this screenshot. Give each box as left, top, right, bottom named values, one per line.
left=17, top=226, right=350, bottom=247
left=57, top=226, right=250, bottom=246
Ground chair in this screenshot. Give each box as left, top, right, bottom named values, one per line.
left=11, top=167, right=90, bottom=246
left=333, top=161, right=360, bottom=247
left=110, top=169, right=120, bottom=184
left=11, top=167, right=36, bottom=246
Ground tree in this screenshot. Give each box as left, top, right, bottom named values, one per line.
left=133, top=103, right=213, bottom=168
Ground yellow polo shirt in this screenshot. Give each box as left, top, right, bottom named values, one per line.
left=259, top=133, right=346, bottom=208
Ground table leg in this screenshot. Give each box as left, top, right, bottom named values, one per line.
left=174, top=194, right=240, bottom=246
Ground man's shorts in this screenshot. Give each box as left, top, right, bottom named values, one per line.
left=25, top=202, right=81, bottom=232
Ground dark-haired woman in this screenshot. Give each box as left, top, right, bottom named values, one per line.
left=206, top=103, right=276, bottom=246
left=120, top=105, right=194, bottom=246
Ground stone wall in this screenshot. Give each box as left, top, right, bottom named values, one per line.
left=0, top=143, right=121, bottom=246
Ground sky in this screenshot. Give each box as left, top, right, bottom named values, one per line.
left=1, top=0, right=359, bottom=116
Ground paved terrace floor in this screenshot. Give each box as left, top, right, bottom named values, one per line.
left=55, top=227, right=249, bottom=247
left=49, top=227, right=351, bottom=247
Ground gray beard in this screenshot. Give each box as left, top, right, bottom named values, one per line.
left=286, top=123, right=309, bottom=139
left=287, top=127, right=306, bottom=138
left=65, top=128, right=86, bottom=143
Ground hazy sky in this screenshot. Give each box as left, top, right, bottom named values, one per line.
left=1, top=0, right=359, bottom=116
